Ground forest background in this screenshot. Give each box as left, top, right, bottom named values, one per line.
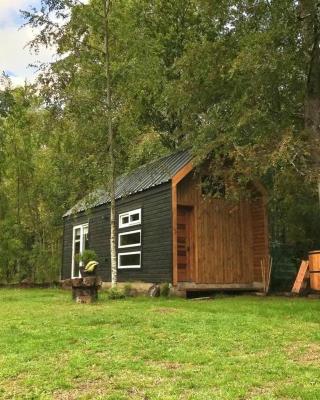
left=1, top=0, right=320, bottom=287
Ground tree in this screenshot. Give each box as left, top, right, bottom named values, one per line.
left=15, top=0, right=320, bottom=283
left=102, top=0, right=117, bottom=287
left=299, top=0, right=320, bottom=204
left=22, top=0, right=170, bottom=284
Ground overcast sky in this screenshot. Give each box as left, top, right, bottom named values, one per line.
left=0, top=0, right=54, bottom=86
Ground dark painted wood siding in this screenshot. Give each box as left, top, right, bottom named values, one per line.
left=61, top=183, right=173, bottom=283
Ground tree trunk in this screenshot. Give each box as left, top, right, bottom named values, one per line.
left=103, top=0, right=117, bottom=287
left=300, top=1, right=320, bottom=205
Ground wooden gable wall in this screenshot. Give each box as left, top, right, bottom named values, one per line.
left=175, top=172, right=269, bottom=285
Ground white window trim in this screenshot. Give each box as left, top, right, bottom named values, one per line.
left=71, top=223, right=89, bottom=279
left=118, top=251, right=141, bottom=269
left=118, top=229, right=141, bottom=249
left=119, top=208, right=141, bottom=228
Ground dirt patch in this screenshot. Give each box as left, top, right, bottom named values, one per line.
left=53, top=378, right=109, bottom=400
left=245, top=384, right=274, bottom=399
left=152, top=307, right=179, bottom=314
left=1, top=374, right=28, bottom=399
left=127, top=387, right=150, bottom=399
left=288, top=342, right=320, bottom=364
left=147, top=360, right=184, bottom=371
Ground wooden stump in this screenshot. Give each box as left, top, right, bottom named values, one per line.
left=71, top=276, right=101, bottom=303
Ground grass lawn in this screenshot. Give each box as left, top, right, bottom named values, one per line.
left=0, top=290, right=320, bottom=399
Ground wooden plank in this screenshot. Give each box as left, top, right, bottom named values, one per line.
left=172, top=161, right=194, bottom=185
left=177, top=282, right=264, bottom=290
left=172, top=182, right=178, bottom=286
left=292, top=260, right=309, bottom=294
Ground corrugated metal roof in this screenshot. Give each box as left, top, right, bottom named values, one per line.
left=63, top=150, right=192, bottom=217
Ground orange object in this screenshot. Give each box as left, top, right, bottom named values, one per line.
left=292, top=260, right=309, bottom=294
left=309, top=251, right=320, bottom=291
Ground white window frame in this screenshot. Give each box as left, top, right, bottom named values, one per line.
left=118, top=229, right=141, bottom=249
left=119, top=208, right=141, bottom=228
left=118, top=251, right=141, bottom=269
left=71, top=223, right=89, bottom=278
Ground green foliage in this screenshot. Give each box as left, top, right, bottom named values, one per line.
left=160, top=282, right=171, bottom=297
left=122, top=283, right=133, bottom=297
left=0, top=0, right=318, bottom=283
left=74, top=249, right=97, bottom=266
left=106, top=286, right=125, bottom=300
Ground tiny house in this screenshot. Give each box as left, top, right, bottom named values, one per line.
left=62, top=151, right=269, bottom=292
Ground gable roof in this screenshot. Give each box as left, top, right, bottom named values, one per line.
left=63, top=150, right=193, bottom=217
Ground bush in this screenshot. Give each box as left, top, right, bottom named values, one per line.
left=107, top=287, right=125, bottom=300
left=160, top=282, right=170, bottom=297
left=75, top=249, right=98, bottom=266
left=123, top=283, right=133, bottom=297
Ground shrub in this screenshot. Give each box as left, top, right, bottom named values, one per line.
left=75, top=249, right=98, bottom=266
left=107, top=287, right=125, bottom=300
left=123, top=283, right=133, bottom=297
left=160, top=282, right=171, bottom=297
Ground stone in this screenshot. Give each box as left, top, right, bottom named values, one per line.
left=148, top=284, right=160, bottom=297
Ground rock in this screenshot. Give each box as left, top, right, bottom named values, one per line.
left=20, top=277, right=34, bottom=287
left=148, top=284, right=160, bottom=297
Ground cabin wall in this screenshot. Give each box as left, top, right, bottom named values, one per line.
left=176, top=173, right=268, bottom=284
left=61, top=205, right=109, bottom=280
left=62, top=183, right=172, bottom=283
left=251, top=197, right=269, bottom=282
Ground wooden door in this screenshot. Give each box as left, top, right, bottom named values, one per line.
left=177, top=206, right=193, bottom=282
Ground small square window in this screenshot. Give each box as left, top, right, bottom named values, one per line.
left=130, top=213, right=139, bottom=222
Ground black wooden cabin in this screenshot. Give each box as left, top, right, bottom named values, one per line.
left=62, top=151, right=269, bottom=291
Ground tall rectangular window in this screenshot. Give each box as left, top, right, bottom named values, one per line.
left=72, top=223, right=89, bottom=278
left=118, top=208, right=142, bottom=269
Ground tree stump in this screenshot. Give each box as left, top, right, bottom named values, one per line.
left=71, top=276, right=101, bottom=303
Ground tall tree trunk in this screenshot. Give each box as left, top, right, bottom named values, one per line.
left=103, top=0, right=117, bottom=287
left=300, top=1, right=320, bottom=205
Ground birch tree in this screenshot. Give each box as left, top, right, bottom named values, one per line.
left=102, top=0, right=117, bottom=287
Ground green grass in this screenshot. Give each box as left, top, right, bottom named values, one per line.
left=0, top=290, right=320, bottom=399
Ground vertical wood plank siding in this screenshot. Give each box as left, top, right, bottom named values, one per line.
left=251, top=197, right=269, bottom=282
left=62, top=183, right=172, bottom=283
left=176, top=172, right=268, bottom=284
